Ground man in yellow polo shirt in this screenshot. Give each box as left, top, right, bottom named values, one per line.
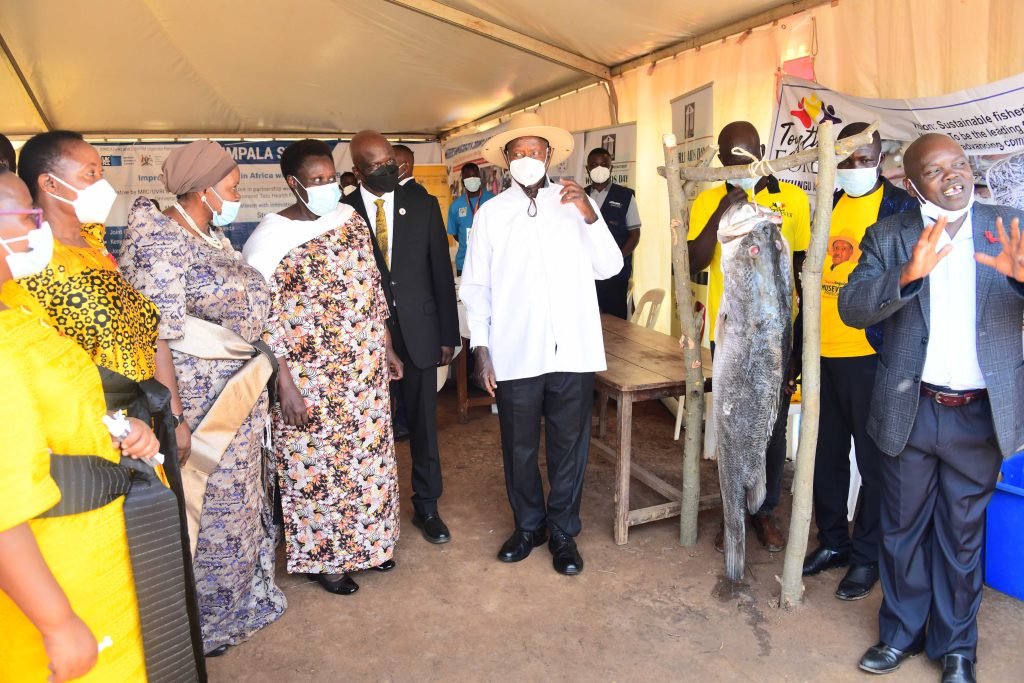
left=687, top=120, right=810, bottom=554
left=802, top=122, right=918, bottom=601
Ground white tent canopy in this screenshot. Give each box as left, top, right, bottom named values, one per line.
left=1, top=0, right=818, bottom=137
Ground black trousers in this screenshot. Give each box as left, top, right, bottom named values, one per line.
left=392, top=325, right=443, bottom=516
left=812, top=355, right=883, bottom=564
left=878, top=395, right=1002, bottom=660
left=596, top=271, right=629, bottom=320
left=710, top=341, right=787, bottom=516
left=495, top=372, right=595, bottom=536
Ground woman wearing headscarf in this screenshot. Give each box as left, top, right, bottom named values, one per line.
left=243, top=139, right=402, bottom=595
left=16, top=131, right=205, bottom=678
left=0, top=167, right=191, bottom=682
left=119, top=141, right=286, bottom=656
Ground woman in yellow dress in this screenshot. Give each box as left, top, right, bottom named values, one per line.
left=16, top=131, right=206, bottom=676
left=0, top=169, right=167, bottom=681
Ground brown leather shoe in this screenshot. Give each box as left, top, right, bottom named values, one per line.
left=714, top=522, right=724, bottom=553
left=750, top=514, right=785, bottom=552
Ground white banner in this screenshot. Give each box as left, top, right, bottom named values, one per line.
left=98, top=139, right=443, bottom=256
left=768, top=74, right=1024, bottom=195
left=97, top=141, right=341, bottom=254
left=670, top=83, right=715, bottom=343
left=670, top=82, right=715, bottom=172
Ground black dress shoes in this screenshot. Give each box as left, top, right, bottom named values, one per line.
left=549, top=530, right=584, bottom=576
left=309, top=572, right=359, bottom=595
left=412, top=513, right=451, bottom=544
left=941, top=654, right=976, bottom=683
left=858, top=639, right=924, bottom=674
left=372, top=559, right=397, bottom=572
left=802, top=545, right=850, bottom=576
left=205, top=644, right=230, bottom=658
left=835, top=562, right=879, bottom=601
left=497, top=528, right=548, bottom=563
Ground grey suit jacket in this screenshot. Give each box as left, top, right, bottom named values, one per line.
left=838, top=203, right=1024, bottom=457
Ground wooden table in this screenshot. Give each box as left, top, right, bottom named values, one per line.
left=593, top=315, right=717, bottom=545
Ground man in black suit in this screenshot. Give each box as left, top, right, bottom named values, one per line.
left=343, top=130, right=459, bottom=544
left=394, top=144, right=428, bottom=195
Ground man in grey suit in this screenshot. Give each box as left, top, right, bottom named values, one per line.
left=839, top=133, right=1024, bottom=683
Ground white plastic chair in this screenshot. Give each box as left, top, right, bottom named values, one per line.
left=630, top=288, right=665, bottom=330
left=787, top=405, right=861, bottom=522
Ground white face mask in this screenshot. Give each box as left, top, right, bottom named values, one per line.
left=730, top=176, right=757, bottom=192
left=836, top=163, right=880, bottom=198
left=342, top=184, right=358, bottom=196
left=47, top=175, right=117, bottom=224
left=508, top=157, right=548, bottom=187
left=463, top=177, right=482, bottom=193
left=201, top=188, right=241, bottom=227
left=908, top=179, right=975, bottom=223
left=2, top=221, right=54, bottom=279
left=588, top=166, right=612, bottom=185
left=294, top=179, right=341, bottom=217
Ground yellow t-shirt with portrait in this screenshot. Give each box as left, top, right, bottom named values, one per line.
left=820, top=186, right=883, bottom=357
left=688, top=180, right=811, bottom=342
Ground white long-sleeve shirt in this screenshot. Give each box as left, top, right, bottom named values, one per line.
left=920, top=210, right=986, bottom=390
left=459, top=179, right=624, bottom=381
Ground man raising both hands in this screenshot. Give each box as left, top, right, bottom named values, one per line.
left=840, top=133, right=1024, bottom=683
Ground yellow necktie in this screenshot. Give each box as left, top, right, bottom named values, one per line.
left=374, top=198, right=389, bottom=268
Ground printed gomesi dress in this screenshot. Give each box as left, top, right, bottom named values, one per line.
left=119, top=197, right=285, bottom=651
left=255, top=208, right=398, bottom=574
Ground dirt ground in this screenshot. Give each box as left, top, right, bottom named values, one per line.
left=207, top=390, right=1023, bottom=682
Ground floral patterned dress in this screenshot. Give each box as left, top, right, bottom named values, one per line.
left=249, top=207, right=398, bottom=574
left=119, top=197, right=286, bottom=651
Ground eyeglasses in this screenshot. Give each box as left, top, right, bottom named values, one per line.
left=0, top=209, right=43, bottom=230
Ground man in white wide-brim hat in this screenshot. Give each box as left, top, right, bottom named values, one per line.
left=460, top=111, right=623, bottom=576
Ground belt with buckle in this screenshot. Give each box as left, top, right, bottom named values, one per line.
left=920, top=382, right=988, bottom=407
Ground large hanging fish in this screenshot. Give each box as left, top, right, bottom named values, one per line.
left=713, top=201, right=794, bottom=581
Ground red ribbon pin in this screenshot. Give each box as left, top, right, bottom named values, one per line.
left=984, top=230, right=998, bottom=244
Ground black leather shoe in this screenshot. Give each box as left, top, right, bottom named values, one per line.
left=308, top=572, right=359, bottom=595
left=497, top=529, right=548, bottom=563
left=835, top=563, right=879, bottom=601
left=858, top=639, right=924, bottom=674
left=205, top=644, right=229, bottom=658
left=549, top=530, right=584, bottom=576
left=802, top=545, right=850, bottom=576
left=941, top=654, right=976, bottom=683
left=372, top=559, right=396, bottom=572
left=412, top=513, right=451, bottom=544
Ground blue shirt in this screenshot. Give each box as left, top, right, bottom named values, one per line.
left=447, top=190, right=494, bottom=270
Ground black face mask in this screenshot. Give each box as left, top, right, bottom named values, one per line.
left=362, top=163, right=400, bottom=194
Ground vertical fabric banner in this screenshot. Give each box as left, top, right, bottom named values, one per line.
left=669, top=83, right=715, bottom=341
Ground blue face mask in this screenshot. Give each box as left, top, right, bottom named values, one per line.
left=202, top=188, right=241, bottom=227
left=293, top=178, right=341, bottom=217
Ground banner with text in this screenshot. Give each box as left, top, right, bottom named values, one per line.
left=670, top=83, right=715, bottom=342
left=768, top=74, right=1024, bottom=196
left=98, top=140, right=442, bottom=256
left=670, top=82, right=715, bottom=179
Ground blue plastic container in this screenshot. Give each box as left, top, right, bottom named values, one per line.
left=985, top=453, right=1024, bottom=601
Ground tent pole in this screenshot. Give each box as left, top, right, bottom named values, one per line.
left=0, top=30, right=53, bottom=131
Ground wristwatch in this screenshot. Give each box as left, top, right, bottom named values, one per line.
left=171, top=413, right=186, bottom=428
